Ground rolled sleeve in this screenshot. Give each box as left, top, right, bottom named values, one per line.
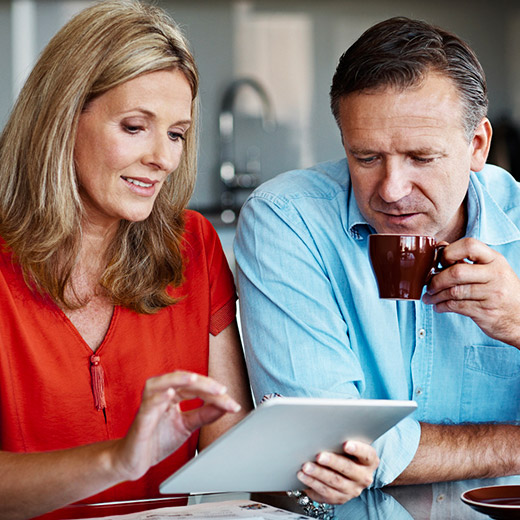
left=371, top=417, right=421, bottom=487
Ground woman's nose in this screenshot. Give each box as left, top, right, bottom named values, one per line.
left=143, top=136, right=178, bottom=173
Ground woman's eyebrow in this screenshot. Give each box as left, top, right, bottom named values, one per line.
left=120, top=107, right=192, bottom=127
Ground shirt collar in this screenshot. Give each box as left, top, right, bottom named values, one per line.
left=347, top=185, right=373, bottom=240
left=466, top=170, right=520, bottom=245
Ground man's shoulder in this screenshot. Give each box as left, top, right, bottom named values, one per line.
left=250, top=158, right=350, bottom=206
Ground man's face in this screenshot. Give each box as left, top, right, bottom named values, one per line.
left=339, top=73, right=489, bottom=243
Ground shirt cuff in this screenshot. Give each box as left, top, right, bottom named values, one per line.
left=210, top=297, right=237, bottom=336
left=371, top=417, right=421, bottom=487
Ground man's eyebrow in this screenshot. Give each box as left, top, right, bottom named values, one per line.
left=348, top=146, right=445, bottom=156
left=407, top=147, right=446, bottom=156
left=347, top=146, right=378, bottom=155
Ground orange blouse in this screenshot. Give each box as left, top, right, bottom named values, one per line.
left=0, top=210, right=236, bottom=514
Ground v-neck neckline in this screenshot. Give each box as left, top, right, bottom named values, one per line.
left=54, top=303, right=119, bottom=354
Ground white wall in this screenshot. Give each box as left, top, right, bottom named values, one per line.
left=1, top=0, right=519, bottom=210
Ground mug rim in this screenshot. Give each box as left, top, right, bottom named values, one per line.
left=368, top=233, right=435, bottom=238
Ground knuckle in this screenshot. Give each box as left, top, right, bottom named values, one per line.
left=464, top=237, right=480, bottom=255
left=449, top=262, right=466, bottom=282
left=327, top=492, right=345, bottom=505
left=313, top=481, right=329, bottom=497
left=330, top=472, right=345, bottom=489
left=444, top=298, right=460, bottom=312
left=143, top=378, right=154, bottom=393
left=494, top=285, right=507, bottom=301
left=363, top=473, right=374, bottom=487
left=448, top=284, right=464, bottom=300
left=353, top=484, right=365, bottom=498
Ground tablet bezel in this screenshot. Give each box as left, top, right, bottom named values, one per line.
left=160, top=397, right=417, bottom=494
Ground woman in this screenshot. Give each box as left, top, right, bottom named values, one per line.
left=0, top=1, right=378, bottom=518
left=0, top=1, right=251, bottom=518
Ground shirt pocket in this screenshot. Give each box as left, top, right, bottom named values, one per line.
left=461, top=344, right=520, bottom=422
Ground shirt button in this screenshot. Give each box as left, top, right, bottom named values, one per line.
left=415, top=388, right=423, bottom=395
left=418, top=329, right=426, bottom=338
left=437, top=494, right=445, bottom=502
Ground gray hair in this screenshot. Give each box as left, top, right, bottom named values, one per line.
left=330, top=16, right=488, bottom=141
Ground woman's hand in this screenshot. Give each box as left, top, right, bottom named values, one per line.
left=296, top=440, right=379, bottom=504
left=112, top=371, right=242, bottom=482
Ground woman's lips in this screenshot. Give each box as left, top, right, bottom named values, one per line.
left=121, top=176, right=158, bottom=195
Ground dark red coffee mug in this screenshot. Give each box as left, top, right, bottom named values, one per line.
left=369, top=234, right=445, bottom=300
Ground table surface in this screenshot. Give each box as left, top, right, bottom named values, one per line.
left=255, top=475, right=520, bottom=519
left=52, top=475, right=520, bottom=519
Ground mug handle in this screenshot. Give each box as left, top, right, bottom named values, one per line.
left=425, top=245, right=448, bottom=284
left=432, top=245, right=448, bottom=274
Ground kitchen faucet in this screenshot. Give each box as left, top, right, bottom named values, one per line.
left=218, top=77, right=275, bottom=223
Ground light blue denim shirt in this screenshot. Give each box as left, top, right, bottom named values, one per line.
left=234, top=158, right=520, bottom=487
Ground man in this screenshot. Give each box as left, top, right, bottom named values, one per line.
left=234, top=15, right=520, bottom=499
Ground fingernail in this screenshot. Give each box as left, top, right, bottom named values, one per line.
left=303, top=462, right=314, bottom=474
left=231, top=402, right=241, bottom=412
left=317, top=452, right=329, bottom=464
left=297, top=471, right=308, bottom=483
left=345, top=441, right=357, bottom=454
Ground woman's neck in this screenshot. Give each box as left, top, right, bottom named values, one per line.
left=65, top=219, right=119, bottom=305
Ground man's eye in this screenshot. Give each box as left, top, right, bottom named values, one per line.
left=357, top=156, right=377, bottom=165
left=412, top=156, right=434, bottom=164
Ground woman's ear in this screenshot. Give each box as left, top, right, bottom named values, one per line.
left=470, top=117, right=493, bottom=172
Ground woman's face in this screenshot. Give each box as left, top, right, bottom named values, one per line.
left=74, top=68, right=192, bottom=231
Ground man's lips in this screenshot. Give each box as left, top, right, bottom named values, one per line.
left=385, top=212, right=418, bottom=217
left=376, top=211, right=424, bottom=227
left=376, top=208, right=420, bottom=217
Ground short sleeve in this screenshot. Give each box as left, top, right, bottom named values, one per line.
left=184, top=211, right=237, bottom=336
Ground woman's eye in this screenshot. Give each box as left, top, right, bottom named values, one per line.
left=168, top=131, right=186, bottom=142
left=123, top=124, right=143, bottom=134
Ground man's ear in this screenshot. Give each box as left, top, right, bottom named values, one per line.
left=470, top=117, right=492, bottom=172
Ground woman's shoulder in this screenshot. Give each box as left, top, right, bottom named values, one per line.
left=183, top=209, right=219, bottom=242
left=181, top=210, right=223, bottom=261
left=173, top=210, right=234, bottom=298
left=184, top=209, right=211, bottom=229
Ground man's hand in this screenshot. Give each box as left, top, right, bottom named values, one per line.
left=296, top=440, right=379, bottom=504
left=423, top=237, right=520, bottom=349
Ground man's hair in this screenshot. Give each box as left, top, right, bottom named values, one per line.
left=0, top=0, right=199, bottom=313
left=330, top=16, right=488, bottom=140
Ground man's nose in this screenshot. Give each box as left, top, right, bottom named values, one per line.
left=377, top=158, right=412, bottom=203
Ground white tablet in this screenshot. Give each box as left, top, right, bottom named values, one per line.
left=160, top=397, right=416, bottom=494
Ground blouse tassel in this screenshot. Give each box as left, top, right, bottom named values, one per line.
left=90, top=354, right=107, bottom=412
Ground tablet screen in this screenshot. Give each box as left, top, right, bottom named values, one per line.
left=160, top=397, right=417, bottom=494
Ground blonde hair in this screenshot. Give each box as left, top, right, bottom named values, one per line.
left=0, top=0, right=200, bottom=313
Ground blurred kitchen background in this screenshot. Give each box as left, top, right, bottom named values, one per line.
left=1, top=0, right=520, bottom=266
